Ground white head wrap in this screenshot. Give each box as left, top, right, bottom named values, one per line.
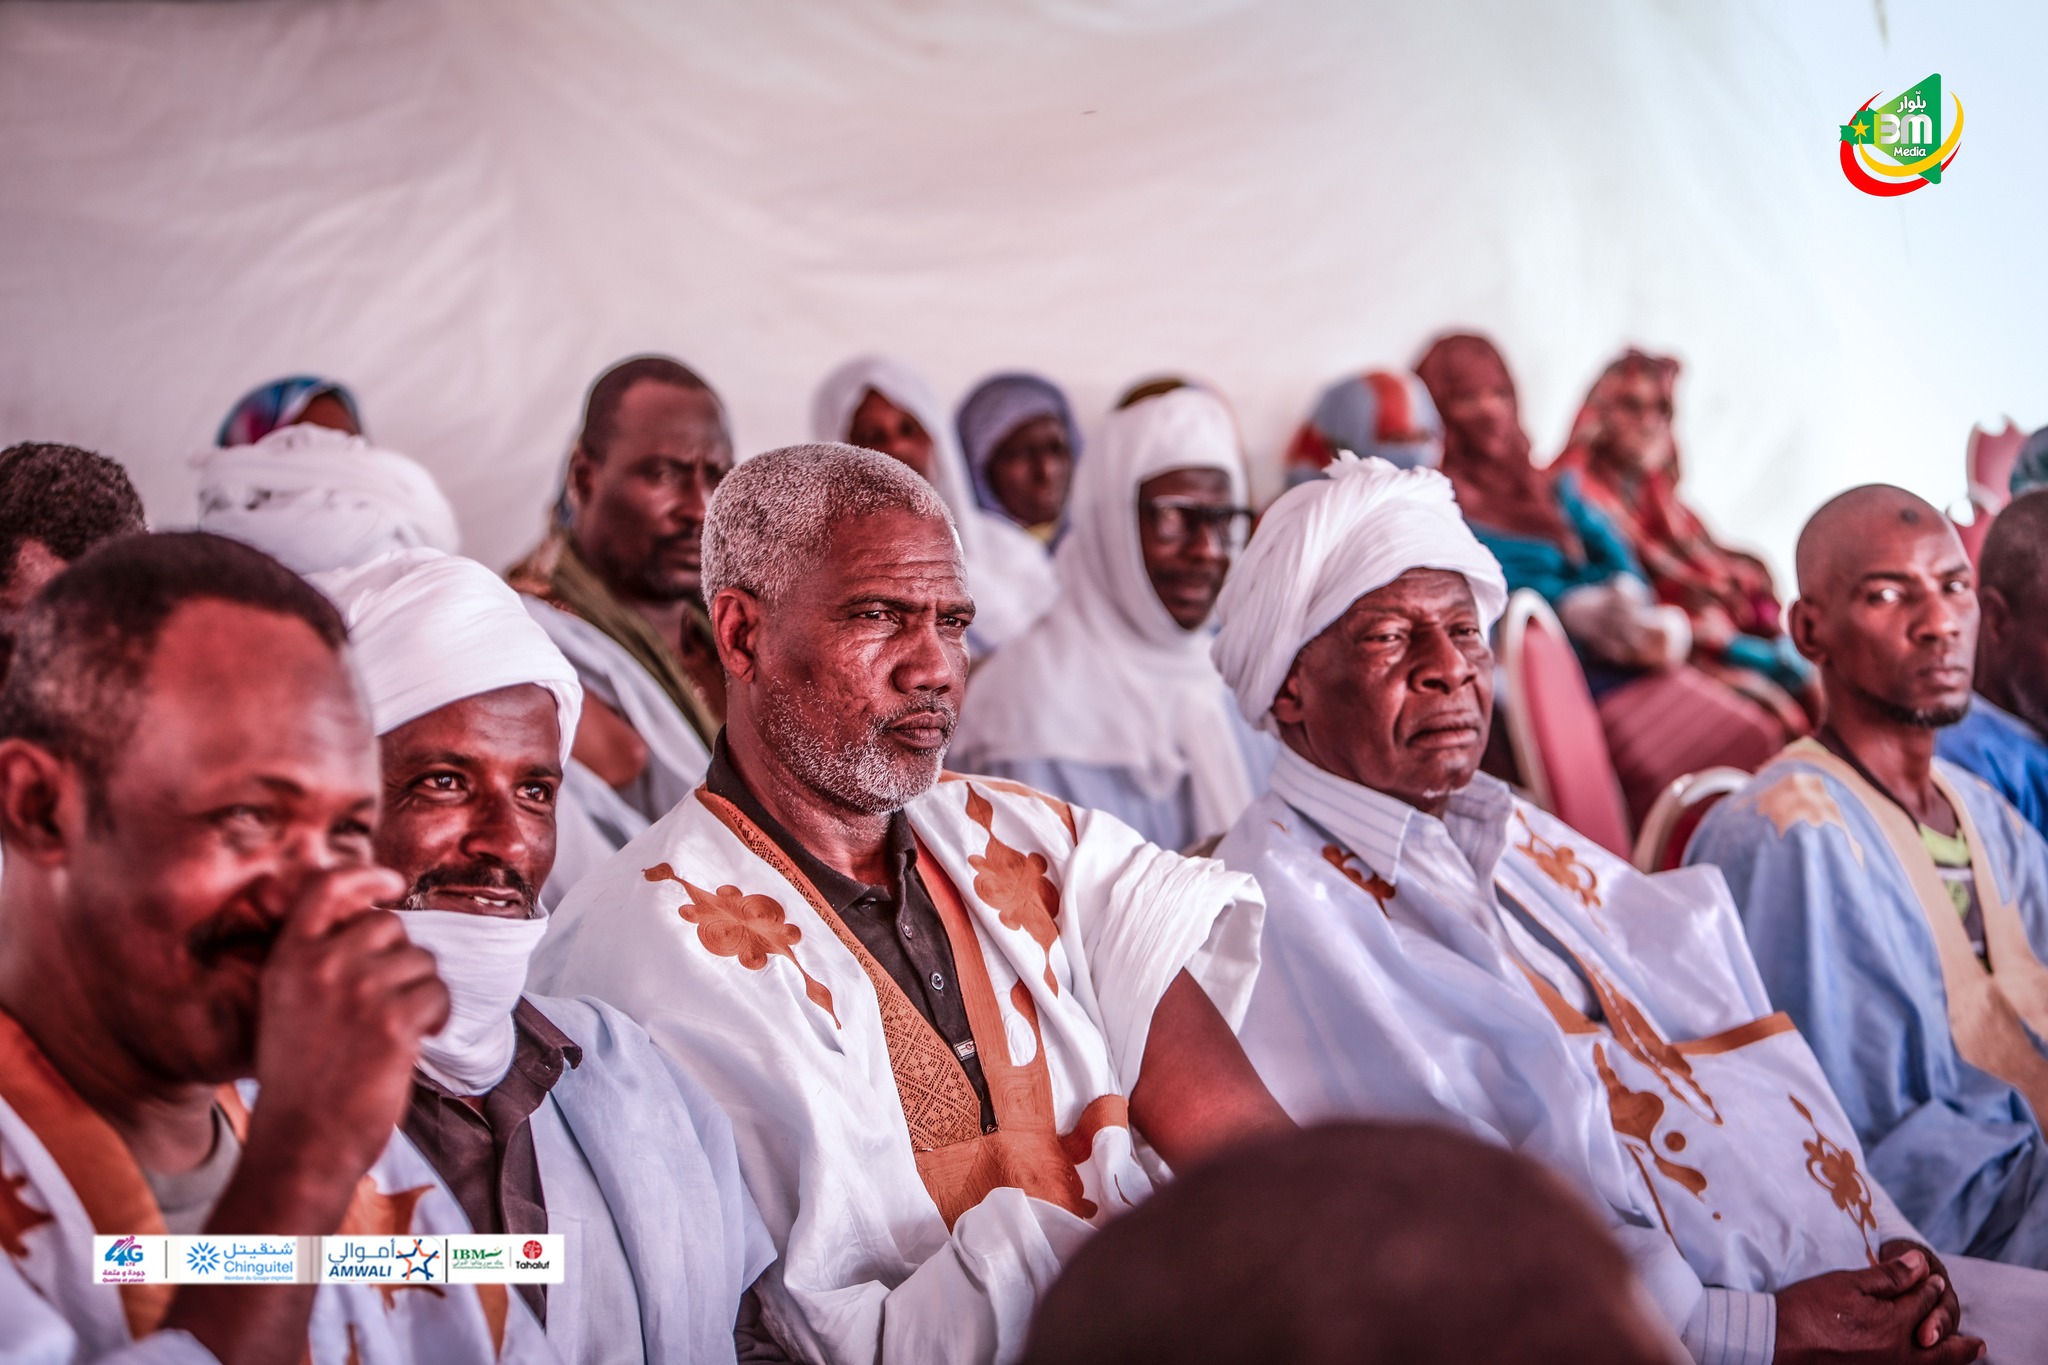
left=953, top=385, right=1259, bottom=841
left=311, top=547, right=582, bottom=761
left=1211, top=452, right=1508, bottom=733
left=811, top=355, right=1057, bottom=652
left=310, top=547, right=582, bottom=1096
left=197, top=423, right=460, bottom=576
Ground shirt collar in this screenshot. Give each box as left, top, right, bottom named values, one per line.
left=1268, top=744, right=1516, bottom=886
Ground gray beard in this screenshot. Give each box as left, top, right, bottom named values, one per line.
left=758, top=680, right=954, bottom=814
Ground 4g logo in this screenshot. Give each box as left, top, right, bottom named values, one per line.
left=1839, top=74, right=1964, bottom=197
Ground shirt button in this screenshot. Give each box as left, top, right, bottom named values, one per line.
left=930, top=971, right=946, bottom=992
left=901, top=922, right=915, bottom=940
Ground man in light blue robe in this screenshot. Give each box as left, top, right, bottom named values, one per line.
left=1691, top=485, right=2048, bottom=1270
left=1936, top=489, right=2048, bottom=840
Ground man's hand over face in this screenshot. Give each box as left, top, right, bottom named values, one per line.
left=1774, top=1247, right=1983, bottom=1364
left=249, top=865, right=447, bottom=1182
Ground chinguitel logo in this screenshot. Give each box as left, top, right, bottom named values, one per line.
left=522, top=1240, right=544, bottom=1260
left=1839, top=74, right=1963, bottom=196
left=185, top=1241, right=222, bottom=1275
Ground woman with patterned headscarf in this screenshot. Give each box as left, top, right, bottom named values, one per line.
left=1415, top=332, right=1791, bottom=822
left=1281, top=369, right=1443, bottom=491
left=1551, top=348, right=1810, bottom=715
left=216, top=375, right=363, bottom=447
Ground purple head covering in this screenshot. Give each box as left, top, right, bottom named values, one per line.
left=216, top=376, right=362, bottom=447
left=955, top=373, right=1080, bottom=519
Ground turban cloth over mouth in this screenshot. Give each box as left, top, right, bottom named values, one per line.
left=1210, top=453, right=1508, bottom=734
left=196, top=422, right=460, bottom=576
left=312, top=547, right=583, bottom=766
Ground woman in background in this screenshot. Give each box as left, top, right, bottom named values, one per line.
left=1551, top=348, right=1811, bottom=730
left=1415, top=332, right=1789, bottom=822
left=956, top=371, right=1079, bottom=544
left=216, top=374, right=363, bottom=446
left=813, top=355, right=1058, bottom=656
left=1280, top=368, right=1443, bottom=490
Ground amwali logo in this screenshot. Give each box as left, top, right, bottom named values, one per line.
left=395, top=1237, right=440, bottom=1282
left=1839, top=74, right=1963, bottom=196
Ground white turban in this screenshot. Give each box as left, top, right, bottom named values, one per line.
left=311, top=548, right=582, bottom=764
left=1211, top=453, right=1508, bottom=733
left=197, top=423, right=460, bottom=576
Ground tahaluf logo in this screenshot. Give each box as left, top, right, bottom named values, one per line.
left=1839, top=75, right=1963, bottom=196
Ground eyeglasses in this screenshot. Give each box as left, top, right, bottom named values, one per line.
left=1141, top=498, right=1254, bottom=550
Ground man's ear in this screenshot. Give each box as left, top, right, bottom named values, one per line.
left=1269, top=660, right=1308, bottom=729
left=710, top=587, right=765, bottom=684
left=566, top=444, right=598, bottom=515
left=0, top=739, right=76, bottom=865
left=1787, top=597, right=1826, bottom=668
left=1979, top=585, right=2013, bottom=648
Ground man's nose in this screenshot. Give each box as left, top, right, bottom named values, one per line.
left=1912, top=588, right=1972, bottom=643
left=894, top=618, right=960, bottom=695
left=461, top=788, right=532, bottom=866
left=1412, top=628, right=1479, bottom=692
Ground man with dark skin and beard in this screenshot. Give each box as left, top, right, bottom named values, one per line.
left=1693, top=484, right=2048, bottom=1282
left=0, top=532, right=462, bottom=1364
left=1937, top=489, right=2048, bottom=839
left=530, top=443, right=1290, bottom=1365
left=316, top=547, right=773, bottom=1364
left=510, top=355, right=735, bottom=903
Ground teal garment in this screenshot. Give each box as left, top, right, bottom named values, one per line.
left=1687, top=755, right=2048, bottom=1266
left=1466, top=473, right=1643, bottom=605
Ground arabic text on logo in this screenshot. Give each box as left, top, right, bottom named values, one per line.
left=1839, top=74, right=1963, bottom=197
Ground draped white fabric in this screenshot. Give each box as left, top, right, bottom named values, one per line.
left=0, top=1, right=2040, bottom=580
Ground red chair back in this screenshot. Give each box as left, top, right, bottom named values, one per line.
left=1497, top=591, right=1632, bottom=856
left=1630, top=767, right=1749, bottom=872
left=1970, top=420, right=2025, bottom=509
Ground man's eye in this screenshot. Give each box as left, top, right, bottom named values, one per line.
left=519, top=783, right=555, bottom=804
left=332, top=818, right=374, bottom=843
left=416, top=773, right=462, bottom=793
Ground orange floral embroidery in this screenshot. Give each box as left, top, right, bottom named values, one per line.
left=1593, top=1043, right=1709, bottom=1199
left=1583, top=959, right=1722, bottom=1124
left=942, top=771, right=1078, bottom=844
left=963, top=785, right=1063, bottom=994
left=644, top=863, right=839, bottom=1025
left=1753, top=773, right=1866, bottom=865
left=0, top=1164, right=51, bottom=1259
left=1514, top=810, right=1602, bottom=913
left=1790, top=1093, right=1878, bottom=1264
left=1322, top=845, right=1394, bottom=913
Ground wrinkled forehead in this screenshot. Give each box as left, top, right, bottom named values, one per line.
left=1338, top=566, right=1481, bottom=622
left=803, top=507, right=967, bottom=601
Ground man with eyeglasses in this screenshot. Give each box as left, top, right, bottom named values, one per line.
left=952, top=383, right=1274, bottom=853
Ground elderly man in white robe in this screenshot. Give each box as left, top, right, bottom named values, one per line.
left=1207, top=454, right=2026, bottom=1365
left=529, top=443, right=1290, bottom=1365
left=312, top=548, right=775, bottom=1365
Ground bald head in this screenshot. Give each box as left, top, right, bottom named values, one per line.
left=1022, top=1122, right=1677, bottom=1365
left=1794, top=485, right=1955, bottom=600
left=1789, top=484, right=1976, bottom=732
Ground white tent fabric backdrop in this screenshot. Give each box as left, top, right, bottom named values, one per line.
left=1, top=0, right=2040, bottom=578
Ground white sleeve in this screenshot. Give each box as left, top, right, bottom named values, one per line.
left=1680, top=1289, right=1776, bottom=1365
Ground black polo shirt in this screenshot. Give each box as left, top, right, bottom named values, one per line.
left=705, top=737, right=996, bottom=1132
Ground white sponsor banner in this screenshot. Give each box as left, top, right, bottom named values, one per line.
left=94, top=1234, right=566, bottom=1285
left=445, top=1234, right=565, bottom=1284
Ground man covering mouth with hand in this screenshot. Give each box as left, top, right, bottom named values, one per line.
left=314, top=547, right=774, bottom=1365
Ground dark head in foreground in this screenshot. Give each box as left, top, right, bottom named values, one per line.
left=1021, top=1122, right=1679, bottom=1365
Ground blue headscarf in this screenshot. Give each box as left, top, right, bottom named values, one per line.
left=216, top=376, right=362, bottom=447
left=955, top=373, right=1080, bottom=523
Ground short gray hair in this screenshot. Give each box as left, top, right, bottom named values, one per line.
left=702, top=443, right=954, bottom=605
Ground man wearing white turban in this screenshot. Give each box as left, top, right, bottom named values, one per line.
left=951, top=385, right=1274, bottom=853
left=197, top=422, right=460, bottom=575
left=314, top=549, right=774, bottom=1365
left=813, top=356, right=1057, bottom=655
left=1211, top=454, right=2019, bottom=1365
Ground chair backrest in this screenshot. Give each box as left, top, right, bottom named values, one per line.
left=1630, top=766, right=1750, bottom=872
left=1969, top=420, right=2026, bottom=510
left=1497, top=589, right=1632, bottom=857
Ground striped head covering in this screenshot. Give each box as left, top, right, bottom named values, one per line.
left=216, top=376, right=362, bottom=447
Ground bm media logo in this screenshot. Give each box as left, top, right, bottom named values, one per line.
left=1839, top=75, right=1963, bottom=196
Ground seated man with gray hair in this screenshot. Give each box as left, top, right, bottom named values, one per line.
left=530, top=443, right=1291, bottom=1365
